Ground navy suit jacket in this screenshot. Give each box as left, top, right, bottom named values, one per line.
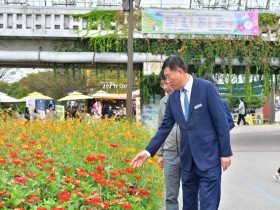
left=145, top=77, right=233, bottom=171
left=222, top=99, right=235, bottom=130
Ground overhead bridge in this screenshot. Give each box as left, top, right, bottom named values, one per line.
left=0, top=0, right=280, bottom=68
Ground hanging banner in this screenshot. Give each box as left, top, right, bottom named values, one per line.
left=142, top=9, right=258, bottom=36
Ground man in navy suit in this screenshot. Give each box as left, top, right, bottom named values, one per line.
left=132, top=56, right=232, bottom=210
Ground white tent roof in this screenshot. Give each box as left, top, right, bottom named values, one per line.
left=0, top=92, right=19, bottom=103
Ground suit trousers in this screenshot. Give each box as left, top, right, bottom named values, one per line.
left=163, top=152, right=181, bottom=210
left=181, top=160, right=221, bottom=210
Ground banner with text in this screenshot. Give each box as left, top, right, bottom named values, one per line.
left=142, top=10, right=258, bottom=36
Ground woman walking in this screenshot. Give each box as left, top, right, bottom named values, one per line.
left=235, top=98, right=246, bottom=126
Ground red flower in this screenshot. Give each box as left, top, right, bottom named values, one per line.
left=109, top=171, right=118, bottom=176
left=86, top=155, right=96, bottom=162
left=118, top=170, right=125, bottom=175
left=10, top=152, right=18, bottom=159
left=134, top=175, right=142, bottom=180
left=12, top=159, right=21, bottom=166
left=106, top=181, right=114, bottom=188
left=58, top=190, right=71, bottom=203
left=37, top=207, right=47, bottom=210
left=124, top=158, right=130, bottom=163
left=64, top=175, right=71, bottom=183
left=112, top=199, right=120, bottom=204
left=46, top=177, right=56, bottom=182
left=102, top=201, right=109, bottom=209
left=96, top=154, right=106, bottom=161
left=115, top=182, right=123, bottom=188
left=0, top=159, right=6, bottom=164
left=0, top=202, right=4, bottom=207
left=96, top=165, right=104, bottom=172
left=138, top=189, right=149, bottom=196
left=122, top=202, right=132, bottom=210
left=15, top=177, right=26, bottom=185
left=110, top=143, right=118, bottom=148
left=125, top=168, right=134, bottom=174
left=120, top=178, right=126, bottom=183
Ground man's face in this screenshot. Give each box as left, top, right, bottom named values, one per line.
left=164, top=67, right=184, bottom=90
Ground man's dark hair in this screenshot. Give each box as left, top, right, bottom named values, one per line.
left=202, top=75, right=215, bottom=84
left=162, top=56, right=187, bottom=72
left=159, top=69, right=166, bottom=80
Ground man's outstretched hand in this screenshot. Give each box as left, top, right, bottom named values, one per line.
left=131, top=151, right=148, bottom=168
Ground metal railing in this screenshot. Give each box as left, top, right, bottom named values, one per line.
left=0, top=0, right=122, bottom=7
left=0, top=0, right=279, bottom=11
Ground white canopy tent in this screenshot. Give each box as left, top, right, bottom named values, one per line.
left=0, top=92, right=19, bottom=103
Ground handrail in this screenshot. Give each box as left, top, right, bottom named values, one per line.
left=0, top=0, right=122, bottom=8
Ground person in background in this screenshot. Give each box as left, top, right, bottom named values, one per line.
left=46, top=104, right=56, bottom=121
left=115, top=107, right=126, bottom=121
left=107, top=105, right=115, bottom=119
left=235, top=98, right=246, bottom=126
left=24, top=107, right=31, bottom=121
left=202, top=75, right=235, bottom=130
left=7, top=104, right=14, bottom=117
left=32, top=108, right=40, bottom=120
left=71, top=106, right=79, bottom=119
left=157, top=69, right=181, bottom=210
left=15, top=111, right=24, bottom=120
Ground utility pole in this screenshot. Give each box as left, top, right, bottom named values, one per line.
left=126, top=0, right=134, bottom=120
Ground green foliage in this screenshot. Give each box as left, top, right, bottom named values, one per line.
left=18, top=68, right=87, bottom=100
left=227, top=96, right=266, bottom=111
left=53, top=12, right=280, bottom=99
left=140, top=73, right=164, bottom=105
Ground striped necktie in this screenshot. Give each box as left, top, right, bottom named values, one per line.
left=182, top=89, right=189, bottom=121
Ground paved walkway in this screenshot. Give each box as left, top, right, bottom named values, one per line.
left=162, top=124, right=280, bottom=210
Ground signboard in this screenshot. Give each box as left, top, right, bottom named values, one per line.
left=26, top=97, right=35, bottom=113
left=56, top=105, right=65, bottom=121
left=142, top=9, right=258, bottom=36
left=36, top=100, right=45, bottom=111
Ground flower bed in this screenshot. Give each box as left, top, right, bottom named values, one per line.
left=0, top=118, right=163, bottom=209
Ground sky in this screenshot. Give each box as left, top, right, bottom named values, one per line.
left=0, top=69, right=49, bottom=83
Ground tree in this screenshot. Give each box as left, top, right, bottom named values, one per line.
left=18, top=68, right=87, bottom=100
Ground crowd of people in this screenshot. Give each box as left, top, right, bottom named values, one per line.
left=1, top=101, right=129, bottom=123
